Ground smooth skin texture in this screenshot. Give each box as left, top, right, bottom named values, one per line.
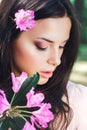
left=11, top=16, right=71, bottom=85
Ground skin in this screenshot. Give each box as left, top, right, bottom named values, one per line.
left=11, top=16, right=72, bottom=85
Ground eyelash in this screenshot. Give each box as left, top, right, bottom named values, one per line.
left=36, top=45, right=64, bottom=51
left=59, top=46, right=65, bottom=49
left=35, top=44, right=48, bottom=51
left=35, top=42, right=65, bottom=51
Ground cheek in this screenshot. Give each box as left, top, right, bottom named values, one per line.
left=25, top=53, right=41, bottom=68
left=12, top=45, right=42, bottom=72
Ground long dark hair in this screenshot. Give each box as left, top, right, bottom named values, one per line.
left=0, top=0, right=80, bottom=129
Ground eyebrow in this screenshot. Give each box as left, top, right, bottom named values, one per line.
left=36, top=37, right=69, bottom=44
left=36, top=37, right=54, bottom=43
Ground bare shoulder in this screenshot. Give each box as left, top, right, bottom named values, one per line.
left=67, top=81, right=87, bottom=101
left=66, top=81, right=87, bottom=130
left=66, top=81, right=87, bottom=112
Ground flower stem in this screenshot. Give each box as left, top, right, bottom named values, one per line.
left=20, top=114, right=31, bottom=118
left=16, top=113, right=27, bottom=122
left=15, top=106, right=27, bottom=109
left=20, top=110, right=32, bottom=115
left=10, top=93, right=16, bottom=105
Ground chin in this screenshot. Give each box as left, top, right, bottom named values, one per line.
left=38, top=78, right=49, bottom=85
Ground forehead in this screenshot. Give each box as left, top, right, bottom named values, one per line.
left=17, top=17, right=72, bottom=43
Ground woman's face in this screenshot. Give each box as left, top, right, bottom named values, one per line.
left=11, top=17, right=71, bottom=85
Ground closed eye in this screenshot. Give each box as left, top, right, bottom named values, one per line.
left=35, top=44, right=48, bottom=50
left=59, top=45, right=65, bottom=49
left=34, top=41, right=48, bottom=51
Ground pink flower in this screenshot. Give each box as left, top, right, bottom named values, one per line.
left=26, top=87, right=44, bottom=107
left=0, top=89, right=10, bottom=114
left=11, top=72, right=28, bottom=93
left=31, top=103, right=54, bottom=128
left=14, top=9, right=36, bottom=31
left=23, top=121, right=36, bottom=130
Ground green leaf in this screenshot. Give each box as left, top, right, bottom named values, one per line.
left=0, top=117, right=25, bottom=130
left=11, top=72, right=40, bottom=106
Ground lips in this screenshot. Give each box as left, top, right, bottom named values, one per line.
left=40, top=71, right=53, bottom=78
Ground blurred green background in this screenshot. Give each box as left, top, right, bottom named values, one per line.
left=70, top=0, right=87, bottom=86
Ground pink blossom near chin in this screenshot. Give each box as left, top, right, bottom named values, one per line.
left=14, top=9, right=36, bottom=31
left=11, top=72, right=28, bottom=93
left=22, top=121, right=36, bottom=130
left=0, top=89, right=11, bottom=114
left=31, top=103, right=54, bottom=128
left=26, top=87, right=45, bottom=107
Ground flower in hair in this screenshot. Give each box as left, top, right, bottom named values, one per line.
left=14, top=9, right=36, bottom=31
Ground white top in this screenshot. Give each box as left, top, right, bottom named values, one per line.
left=66, top=82, right=87, bottom=130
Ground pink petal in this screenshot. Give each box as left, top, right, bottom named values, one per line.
left=0, top=89, right=10, bottom=114
left=22, top=121, right=36, bottom=130
left=32, top=103, right=54, bottom=128
left=14, top=9, right=35, bottom=31
left=11, top=72, right=28, bottom=93
left=26, top=88, right=44, bottom=107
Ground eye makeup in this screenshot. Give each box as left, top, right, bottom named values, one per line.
left=59, top=39, right=68, bottom=49
left=59, top=45, right=65, bottom=49
left=34, top=40, right=48, bottom=51
left=34, top=37, right=68, bottom=51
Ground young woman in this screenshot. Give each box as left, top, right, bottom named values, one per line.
left=0, top=0, right=87, bottom=130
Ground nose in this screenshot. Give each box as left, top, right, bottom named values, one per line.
left=47, top=47, right=61, bottom=67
